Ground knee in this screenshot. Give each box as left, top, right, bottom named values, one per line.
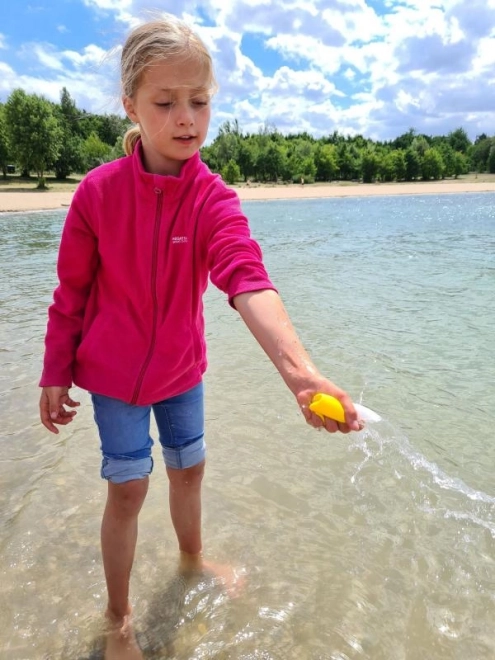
left=167, top=461, right=205, bottom=491
left=107, top=478, right=149, bottom=518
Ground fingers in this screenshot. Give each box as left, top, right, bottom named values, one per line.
left=300, top=406, right=340, bottom=432
left=338, top=392, right=361, bottom=432
left=63, top=396, right=80, bottom=409
left=41, top=405, right=77, bottom=433
left=54, top=408, right=78, bottom=423
left=325, top=418, right=346, bottom=433
left=299, top=389, right=363, bottom=434
left=40, top=391, right=59, bottom=434
left=304, top=413, right=362, bottom=434
left=39, top=387, right=78, bottom=434
left=47, top=389, right=63, bottom=421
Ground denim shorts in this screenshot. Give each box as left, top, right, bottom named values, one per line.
left=91, top=382, right=205, bottom=484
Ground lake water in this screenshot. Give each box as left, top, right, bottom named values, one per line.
left=0, top=193, right=494, bottom=659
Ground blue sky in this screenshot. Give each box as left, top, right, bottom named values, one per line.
left=1, top=0, right=495, bottom=144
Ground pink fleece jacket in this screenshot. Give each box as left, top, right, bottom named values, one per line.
left=40, top=143, right=276, bottom=405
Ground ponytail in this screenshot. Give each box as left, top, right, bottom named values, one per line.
left=123, top=126, right=141, bottom=156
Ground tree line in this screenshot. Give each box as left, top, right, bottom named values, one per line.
left=204, top=120, right=495, bottom=184
left=0, top=88, right=130, bottom=187
left=1, top=88, right=495, bottom=188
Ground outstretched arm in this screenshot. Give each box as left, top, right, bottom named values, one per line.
left=233, top=289, right=361, bottom=433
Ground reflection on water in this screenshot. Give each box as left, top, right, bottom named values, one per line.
left=0, top=197, right=494, bottom=658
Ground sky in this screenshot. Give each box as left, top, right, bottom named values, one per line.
left=1, top=0, right=495, bottom=144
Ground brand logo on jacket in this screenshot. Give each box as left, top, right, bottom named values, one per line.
left=172, top=236, right=188, bottom=244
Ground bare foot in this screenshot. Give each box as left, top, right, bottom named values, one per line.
left=105, top=607, right=143, bottom=660
left=179, top=552, right=246, bottom=596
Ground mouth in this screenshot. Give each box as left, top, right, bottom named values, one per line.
left=174, top=135, right=196, bottom=143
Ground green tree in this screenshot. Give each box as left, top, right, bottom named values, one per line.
left=108, top=135, right=126, bottom=161
left=261, top=143, right=285, bottom=181
left=488, top=146, right=495, bottom=174
left=392, top=150, right=407, bottom=181
left=96, top=114, right=131, bottom=146
left=0, top=104, right=11, bottom=178
left=421, top=148, right=444, bottom=180
left=72, top=110, right=100, bottom=140
left=291, top=156, right=316, bottom=183
left=392, top=128, right=416, bottom=151
left=314, top=144, right=338, bottom=181
left=82, top=131, right=112, bottom=171
left=200, top=144, right=219, bottom=172
left=5, top=89, right=63, bottom=187
left=411, top=135, right=430, bottom=158
left=51, top=88, right=85, bottom=178
left=470, top=136, right=493, bottom=172
left=285, top=140, right=317, bottom=183
left=378, top=151, right=396, bottom=182
left=405, top=148, right=421, bottom=180
left=221, top=159, right=241, bottom=184
left=54, top=135, right=84, bottom=179
left=58, top=87, right=80, bottom=133
left=213, top=120, right=241, bottom=169
left=453, top=152, right=468, bottom=178
left=236, top=140, right=257, bottom=182
left=448, top=128, right=470, bottom=154
left=361, top=149, right=379, bottom=183
left=439, top=144, right=456, bottom=177
left=337, top=143, right=360, bottom=180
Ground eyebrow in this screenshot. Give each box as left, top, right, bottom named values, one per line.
left=156, top=87, right=209, bottom=93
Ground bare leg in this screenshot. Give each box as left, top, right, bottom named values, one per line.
left=167, top=461, right=244, bottom=593
left=167, top=461, right=205, bottom=564
left=101, top=478, right=148, bottom=659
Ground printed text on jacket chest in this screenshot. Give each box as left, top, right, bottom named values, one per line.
left=171, top=235, right=188, bottom=244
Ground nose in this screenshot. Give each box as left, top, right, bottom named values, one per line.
left=176, top=102, right=194, bottom=126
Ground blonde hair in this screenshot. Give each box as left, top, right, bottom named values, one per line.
left=121, top=15, right=217, bottom=155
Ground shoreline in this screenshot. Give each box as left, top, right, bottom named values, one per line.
left=1, top=180, right=495, bottom=213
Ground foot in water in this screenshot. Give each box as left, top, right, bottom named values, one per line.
left=104, top=605, right=143, bottom=660
left=179, top=551, right=246, bottom=596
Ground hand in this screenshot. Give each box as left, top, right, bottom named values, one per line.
left=40, top=386, right=80, bottom=434
left=296, top=378, right=363, bottom=434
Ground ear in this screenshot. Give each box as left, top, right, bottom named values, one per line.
left=123, top=95, right=138, bottom=124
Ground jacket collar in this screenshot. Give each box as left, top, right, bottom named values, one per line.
left=132, top=139, right=202, bottom=193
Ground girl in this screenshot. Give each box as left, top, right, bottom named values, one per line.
left=39, top=15, right=361, bottom=659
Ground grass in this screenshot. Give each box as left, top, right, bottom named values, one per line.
left=1, top=171, right=494, bottom=193
left=448, top=172, right=495, bottom=183
left=233, top=173, right=495, bottom=188
left=0, top=173, right=83, bottom=193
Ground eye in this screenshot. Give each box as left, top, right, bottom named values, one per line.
left=192, top=100, right=209, bottom=107
left=155, top=102, right=172, bottom=107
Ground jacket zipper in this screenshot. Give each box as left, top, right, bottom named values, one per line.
left=131, top=188, right=163, bottom=404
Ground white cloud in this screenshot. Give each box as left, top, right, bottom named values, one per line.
left=1, top=0, right=495, bottom=141
left=0, top=61, right=112, bottom=113
left=0, top=62, right=15, bottom=92
left=82, top=0, right=133, bottom=10
left=28, top=44, right=65, bottom=72
left=61, top=43, right=111, bottom=69
left=264, top=67, right=343, bottom=99
left=265, top=34, right=342, bottom=74
left=82, top=0, right=137, bottom=28
left=472, top=35, right=495, bottom=72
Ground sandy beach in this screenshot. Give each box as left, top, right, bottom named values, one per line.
left=1, top=180, right=495, bottom=213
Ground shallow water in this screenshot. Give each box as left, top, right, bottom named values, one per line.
left=0, top=194, right=494, bottom=659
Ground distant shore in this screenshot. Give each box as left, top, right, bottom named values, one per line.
left=1, top=179, right=495, bottom=213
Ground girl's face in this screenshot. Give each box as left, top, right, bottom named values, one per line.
left=123, top=57, right=212, bottom=176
